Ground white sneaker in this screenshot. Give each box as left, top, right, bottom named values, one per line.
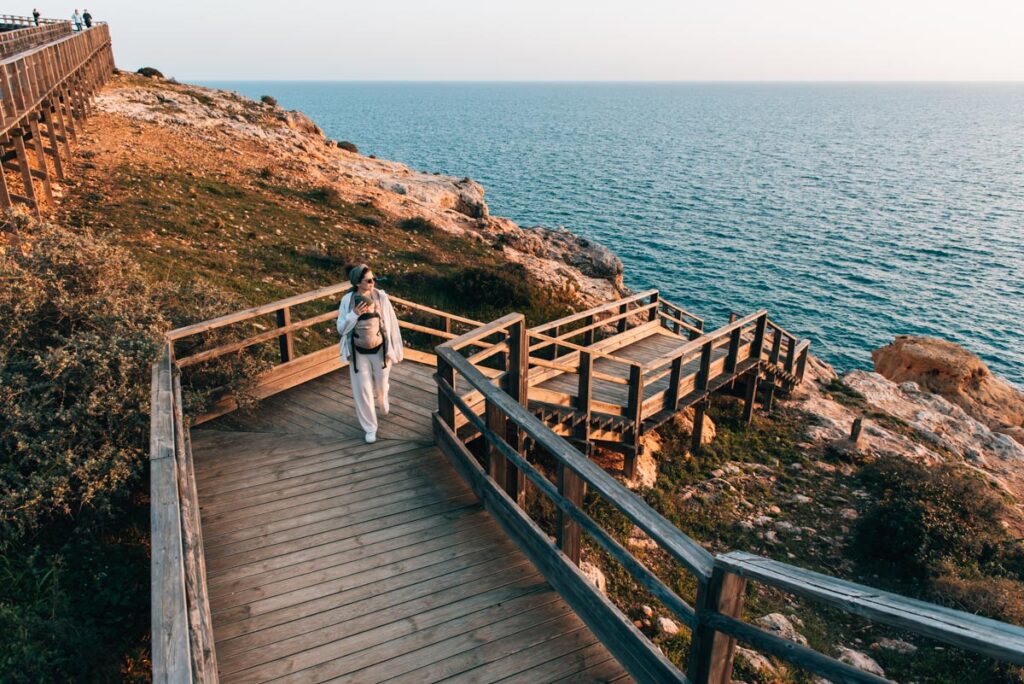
left=364, top=431, right=377, bottom=444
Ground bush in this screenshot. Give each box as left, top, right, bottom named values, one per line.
left=397, top=216, right=440, bottom=233
left=0, top=218, right=269, bottom=679
left=337, top=140, right=358, bottom=153
left=260, top=94, right=278, bottom=107
left=851, top=456, right=1007, bottom=584
left=933, top=573, right=1024, bottom=625
left=1, top=223, right=165, bottom=539
left=155, top=279, right=273, bottom=418
left=135, top=66, right=163, bottom=79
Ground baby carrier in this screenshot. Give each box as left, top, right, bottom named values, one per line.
left=348, top=294, right=389, bottom=373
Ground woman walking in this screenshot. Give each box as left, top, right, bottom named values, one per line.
left=337, top=264, right=404, bottom=443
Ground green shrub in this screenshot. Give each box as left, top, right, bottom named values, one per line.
left=135, top=66, right=163, bottom=79
left=260, top=94, right=278, bottom=107
left=155, top=279, right=273, bottom=418
left=933, top=573, right=1024, bottom=625
left=397, top=216, right=440, bottom=233
left=337, top=140, right=358, bottom=153
left=1, top=224, right=165, bottom=540
left=852, top=456, right=1007, bottom=583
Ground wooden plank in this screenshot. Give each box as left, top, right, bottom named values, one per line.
left=149, top=353, right=192, bottom=684
left=207, top=506, right=491, bottom=601
left=216, top=559, right=544, bottom=672
left=212, top=544, right=524, bottom=644
left=242, top=591, right=573, bottom=684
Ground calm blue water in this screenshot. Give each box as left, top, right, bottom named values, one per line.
left=205, top=82, right=1024, bottom=385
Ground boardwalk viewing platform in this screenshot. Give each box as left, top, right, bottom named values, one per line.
left=152, top=282, right=1024, bottom=683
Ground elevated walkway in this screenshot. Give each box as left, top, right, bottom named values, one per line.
left=190, top=363, right=628, bottom=683
left=152, top=283, right=1024, bottom=683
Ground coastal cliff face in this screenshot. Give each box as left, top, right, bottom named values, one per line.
left=85, top=72, right=624, bottom=305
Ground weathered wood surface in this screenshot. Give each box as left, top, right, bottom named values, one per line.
left=191, top=360, right=629, bottom=683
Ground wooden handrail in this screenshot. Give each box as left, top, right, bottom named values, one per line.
left=529, top=289, right=659, bottom=334
left=167, top=283, right=350, bottom=341
left=437, top=334, right=715, bottom=576
left=528, top=329, right=638, bottom=368
left=641, top=309, right=767, bottom=373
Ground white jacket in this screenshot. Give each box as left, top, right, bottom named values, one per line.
left=337, top=289, right=404, bottom=365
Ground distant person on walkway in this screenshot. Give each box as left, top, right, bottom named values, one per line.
left=32, top=8, right=40, bottom=25
left=82, top=9, right=92, bottom=28
left=71, top=9, right=81, bottom=31
left=337, top=264, right=404, bottom=443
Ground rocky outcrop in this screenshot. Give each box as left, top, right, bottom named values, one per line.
left=94, top=75, right=623, bottom=307
left=873, top=336, right=1024, bottom=445
left=786, top=348, right=1024, bottom=529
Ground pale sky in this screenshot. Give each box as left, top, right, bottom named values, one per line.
left=45, top=1, right=1024, bottom=81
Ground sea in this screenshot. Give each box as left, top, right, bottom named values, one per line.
left=204, top=82, right=1024, bottom=386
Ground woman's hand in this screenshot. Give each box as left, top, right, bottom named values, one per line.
left=355, top=302, right=372, bottom=315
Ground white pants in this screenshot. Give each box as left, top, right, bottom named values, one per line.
left=349, top=349, right=390, bottom=434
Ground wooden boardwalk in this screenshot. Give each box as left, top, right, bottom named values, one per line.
left=190, top=361, right=630, bottom=684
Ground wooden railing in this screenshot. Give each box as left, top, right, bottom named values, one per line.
left=0, top=21, right=114, bottom=211
left=0, top=20, right=71, bottom=57
left=151, top=343, right=218, bottom=684
left=433, top=312, right=1024, bottom=683
left=435, top=313, right=711, bottom=682
left=0, top=14, right=64, bottom=28
left=167, top=282, right=488, bottom=424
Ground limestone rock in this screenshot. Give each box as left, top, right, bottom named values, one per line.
left=579, top=561, right=607, bottom=594
left=735, top=647, right=780, bottom=676
left=844, top=370, right=1024, bottom=476
left=656, top=617, right=679, bottom=636
left=672, top=407, right=717, bottom=446
left=836, top=647, right=886, bottom=677
left=872, top=637, right=918, bottom=654
left=755, top=613, right=808, bottom=645
left=283, top=110, right=323, bottom=137
left=873, top=335, right=1024, bottom=445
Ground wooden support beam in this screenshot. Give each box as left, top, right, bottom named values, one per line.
left=27, top=117, right=54, bottom=201
left=10, top=129, right=37, bottom=212
left=624, top=364, right=643, bottom=480
left=691, top=399, right=709, bottom=454
left=40, top=104, right=65, bottom=180
left=742, top=372, right=760, bottom=425
left=0, top=166, right=12, bottom=208
left=574, top=352, right=593, bottom=450
left=504, top=317, right=529, bottom=507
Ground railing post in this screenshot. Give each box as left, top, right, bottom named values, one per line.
left=751, top=313, right=767, bottom=360
left=436, top=356, right=455, bottom=429
left=688, top=567, right=747, bottom=684
left=784, top=337, right=796, bottom=375
left=574, top=352, right=592, bottom=451
left=725, top=327, right=741, bottom=374
left=647, top=291, right=659, bottom=322
left=666, top=355, right=683, bottom=412
left=624, top=364, right=643, bottom=480
left=796, top=345, right=809, bottom=383
left=504, top=317, right=528, bottom=506
left=583, top=314, right=595, bottom=346
left=556, top=461, right=583, bottom=565
left=616, top=301, right=628, bottom=334
left=485, top=398, right=507, bottom=485
left=275, top=306, right=294, bottom=363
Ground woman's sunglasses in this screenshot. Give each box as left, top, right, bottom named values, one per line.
left=361, top=277, right=376, bottom=284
